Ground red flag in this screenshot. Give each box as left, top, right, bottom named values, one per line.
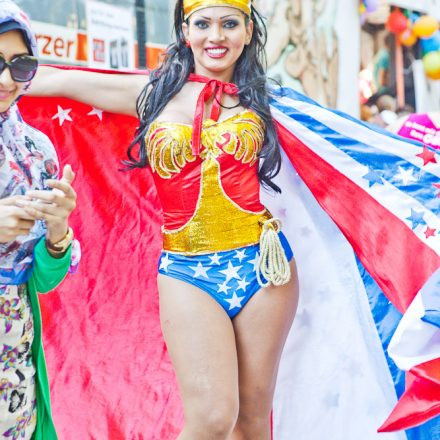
left=20, top=96, right=184, bottom=439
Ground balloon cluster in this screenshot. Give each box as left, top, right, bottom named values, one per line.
left=386, top=8, right=440, bottom=80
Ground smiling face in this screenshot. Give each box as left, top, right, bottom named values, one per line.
left=182, top=6, right=253, bottom=82
left=0, top=30, right=30, bottom=113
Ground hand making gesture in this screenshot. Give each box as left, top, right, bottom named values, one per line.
left=18, top=164, right=77, bottom=247
left=0, top=195, right=36, bottom=243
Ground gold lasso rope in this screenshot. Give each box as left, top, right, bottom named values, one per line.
left=257, top=218, right=291, bottom=287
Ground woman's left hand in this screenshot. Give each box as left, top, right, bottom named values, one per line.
left=18, top=165, right=77, bottom=244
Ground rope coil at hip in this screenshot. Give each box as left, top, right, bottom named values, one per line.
left=256, top=218, right=291, bottom=287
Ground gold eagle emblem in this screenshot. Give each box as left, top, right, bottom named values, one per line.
left=146, top=111, right=264, bottom=179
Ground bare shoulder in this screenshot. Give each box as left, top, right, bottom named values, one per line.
left=154, top=81, right=201, bottom=124
left=174, top=81, right=203, bottom=102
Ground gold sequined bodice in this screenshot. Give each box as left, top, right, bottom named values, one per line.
left=145, top=110, right=272, bottom=254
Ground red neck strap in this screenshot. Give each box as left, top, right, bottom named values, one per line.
left=188, top=73, right=239, bottom=156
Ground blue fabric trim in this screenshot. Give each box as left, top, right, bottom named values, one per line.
left=421, top=311, right=440, bottom=328
left=270, top=99, right=439, bottom=214
left=407, top=416, right=440, bottom=440
left=420, top=268, right=440, bottom=329
left=356, top=257, right=440, bottom=439
left=270, top=86, right=423, bottom=148
left=0, top=259, right=34, bottom=285
left=356, top=257, right=405, bottom=396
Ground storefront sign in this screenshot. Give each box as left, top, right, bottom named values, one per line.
left=86, top=0, right=135, bottom=69
left=32, top=21, right=86, bottom=64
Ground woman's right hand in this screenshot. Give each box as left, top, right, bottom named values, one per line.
left=0, top=196, right=35, bottom=243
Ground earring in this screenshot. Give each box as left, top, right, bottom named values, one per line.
left=185, top=40, right=191, bottom=48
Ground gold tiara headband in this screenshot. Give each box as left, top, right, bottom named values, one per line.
left=183, top=0, right=251, bottom=20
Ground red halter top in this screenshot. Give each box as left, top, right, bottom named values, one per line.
left=145, top=74, right=272, bottom=254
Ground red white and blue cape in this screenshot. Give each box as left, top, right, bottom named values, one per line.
left=19, top=70, right=439, bottom=440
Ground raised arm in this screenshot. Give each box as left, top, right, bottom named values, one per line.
left=29, top=66, right=148, bottom=117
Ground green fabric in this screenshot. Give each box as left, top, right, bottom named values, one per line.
left=373, top=49, right=390, bottom=91
left=27, top=237, right=72, bottom=440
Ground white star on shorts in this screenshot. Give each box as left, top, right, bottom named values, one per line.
left=209, top=253, right=221, bottom=265
left=237, top=277, right=250, bottom=292
left=217, top=280, right=230, bottom=295
left=225, top=292, right=245, bottom=310
left=159, top=253, right=172, bottom=272
left=219, top=261, right=242, bottom=283
left=234, top=249, right=246, bottom=262
left=190, top=262, right=210, bottom=279
left=247, top=252, right=260, bottom=272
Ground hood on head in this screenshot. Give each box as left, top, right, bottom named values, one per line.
left=0, top=0, right=37, bottom=57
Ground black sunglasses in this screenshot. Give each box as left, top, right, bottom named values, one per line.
left=0, top=54, right=38, bottom=82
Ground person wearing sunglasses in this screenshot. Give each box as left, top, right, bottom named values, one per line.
left=0, top=1, right=79, bottom=439
left=0, top=50, right=38, bottom=85
left=0, top=21, right=38, bottom=111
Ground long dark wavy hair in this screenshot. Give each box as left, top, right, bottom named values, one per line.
left=126, top=0, right=282, bottom=192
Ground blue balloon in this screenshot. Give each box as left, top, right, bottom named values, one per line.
left=421, top=31, right=440, bottom=55
left=410, top=12, right=420, bottom=24
left=365, top=0, right=379, bottom=12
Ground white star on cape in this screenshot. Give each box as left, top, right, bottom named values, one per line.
left=237, top=277, right=250, bottom=292
left=224, top=292, right=245, bottom=310
left=217, top=281, right=230, bottom=294
left=190, top=262, right=210, bottom=278
left=209, top=253, right=221, bottom=265
left=395, top=166, right=417, bottom=186
left=159, top=253, right=172, bottom=272
left=234, top=249, right=246, bottom=262
left=219, top=261, right=241, bottom=282
left=52, top=105, right=73, bottom=126
left=87, top=107, right=103, bottom=121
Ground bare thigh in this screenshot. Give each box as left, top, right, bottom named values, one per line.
left=231, top=260, right=299, bottom=437
left=158, top=274, right=239, bottom=436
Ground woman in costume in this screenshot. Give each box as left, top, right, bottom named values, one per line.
left=0, top=2, right=78, bottom=439
left=32, top=0, right=298, bottom=438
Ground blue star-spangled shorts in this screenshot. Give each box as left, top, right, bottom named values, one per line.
left=158, top=232, right=293, bottom=318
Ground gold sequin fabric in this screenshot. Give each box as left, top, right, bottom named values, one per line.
left=183, top=0, right=252, bottom=20
left=146, top=110, right=273, bottom=255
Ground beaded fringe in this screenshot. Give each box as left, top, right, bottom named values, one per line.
left=256, top=218, right=291, bottom=287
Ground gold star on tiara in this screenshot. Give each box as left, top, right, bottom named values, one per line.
left=183, top=0, right=251, bottom=20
